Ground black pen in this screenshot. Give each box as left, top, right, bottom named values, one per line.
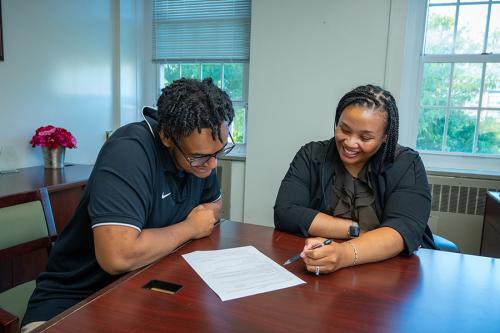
left=283, top=239, right=333, bottom=266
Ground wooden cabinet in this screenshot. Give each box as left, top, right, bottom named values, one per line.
left=480, top=191, right=500, bottom=258
left=0, top=164, right=93, bottom=232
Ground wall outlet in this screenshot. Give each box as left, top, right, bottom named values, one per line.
left=0, top=145, right=20, bottom=173
left=105, top=130, right=114, bottom=141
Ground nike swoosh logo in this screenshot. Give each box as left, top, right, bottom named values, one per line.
left=161, top=192, right=171, bottom=199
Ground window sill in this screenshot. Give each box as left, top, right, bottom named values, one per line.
left=419, top=150, right=500, bottom=160
left=420, top=151, right=500, bottom=177
left=426, top=166, right=500, bottom=180
left=221, top=144, right=246, bottom=161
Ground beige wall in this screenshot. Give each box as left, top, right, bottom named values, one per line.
left=243, top=0, right=409, bottom=227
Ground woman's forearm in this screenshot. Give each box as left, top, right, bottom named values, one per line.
left=340, top=227, right=404, bottom=268
left=308, top=212, right=353, bottom=239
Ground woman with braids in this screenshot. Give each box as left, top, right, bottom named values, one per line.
left=22, top=78, right=235, bottom=331
left=274, top=84, right=436, bottom=275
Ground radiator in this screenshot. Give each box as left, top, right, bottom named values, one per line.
left=216, top=160, right=232, bottom=220
left=427, top=172, right=500, bottom=255
left=216, top=159, right=245, bottom=222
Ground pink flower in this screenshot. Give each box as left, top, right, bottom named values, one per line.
left=30, top=125, right=77, bottom=149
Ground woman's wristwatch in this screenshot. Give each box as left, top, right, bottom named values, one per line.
left=348, top=221, right=360, bottom=239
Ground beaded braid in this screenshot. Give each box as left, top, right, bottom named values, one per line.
left=334, top=84, right=399, bottom=165
left=156, top=78, right=234, bottom=142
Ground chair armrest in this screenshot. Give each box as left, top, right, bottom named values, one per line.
left=433, top=234, right=460, bottom=253
left=0, top=307, right=19, bottom=333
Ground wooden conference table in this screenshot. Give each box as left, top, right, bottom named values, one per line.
left=36, top=221, right=500, bottom=333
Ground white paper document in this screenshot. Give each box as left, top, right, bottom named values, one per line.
left=182, top=246, right=306, bottom=301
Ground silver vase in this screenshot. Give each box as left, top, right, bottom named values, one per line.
left=42, top=146, right=66, bottom=169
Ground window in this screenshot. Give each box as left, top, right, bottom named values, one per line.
left=159, top=62, right=248, bottom=143
left=152, top=0, right=251, bottom=144
left=417, top=0, right=500, bottom=156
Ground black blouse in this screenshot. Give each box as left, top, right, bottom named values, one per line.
left=273, top=138, right=436, bottom=255
left=330, top=151, right=380, bottom=231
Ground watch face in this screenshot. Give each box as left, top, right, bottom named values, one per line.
left=349, top=225, right=360, bottom=237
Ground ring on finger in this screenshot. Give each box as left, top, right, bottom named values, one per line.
left=315, top=265, right=320, bottom=276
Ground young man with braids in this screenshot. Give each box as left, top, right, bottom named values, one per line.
left=274, top=84, right=437, bottom=275
left=21, top=78, right=234, bottom=331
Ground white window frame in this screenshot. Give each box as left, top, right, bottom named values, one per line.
left=403, top=0, right=500, bottom=175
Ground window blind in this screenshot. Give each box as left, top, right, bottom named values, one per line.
left=152, top=0, right=251, bottom=62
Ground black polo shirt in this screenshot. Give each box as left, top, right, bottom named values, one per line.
left=22, top=108, right=220, bottom=325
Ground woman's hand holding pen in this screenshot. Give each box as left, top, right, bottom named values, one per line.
left=300, top=237, right=350, bottom=275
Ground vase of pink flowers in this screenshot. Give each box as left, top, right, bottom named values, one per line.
left=30, top=125, right=77, bottom=169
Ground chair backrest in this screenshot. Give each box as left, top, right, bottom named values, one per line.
left=433, top=233, right=460, bottom=253
left=0, top=188, right=56, bottom=332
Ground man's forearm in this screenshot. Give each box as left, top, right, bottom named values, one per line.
left=126, top=220, right=198, bottom=270
left=94, top=220, right=198, bottom=275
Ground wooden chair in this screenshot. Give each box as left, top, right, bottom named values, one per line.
left=0, top=188, right=56, bottom=333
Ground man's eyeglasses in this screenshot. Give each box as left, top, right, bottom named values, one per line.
left=172, top=132, right=235, bottom=167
